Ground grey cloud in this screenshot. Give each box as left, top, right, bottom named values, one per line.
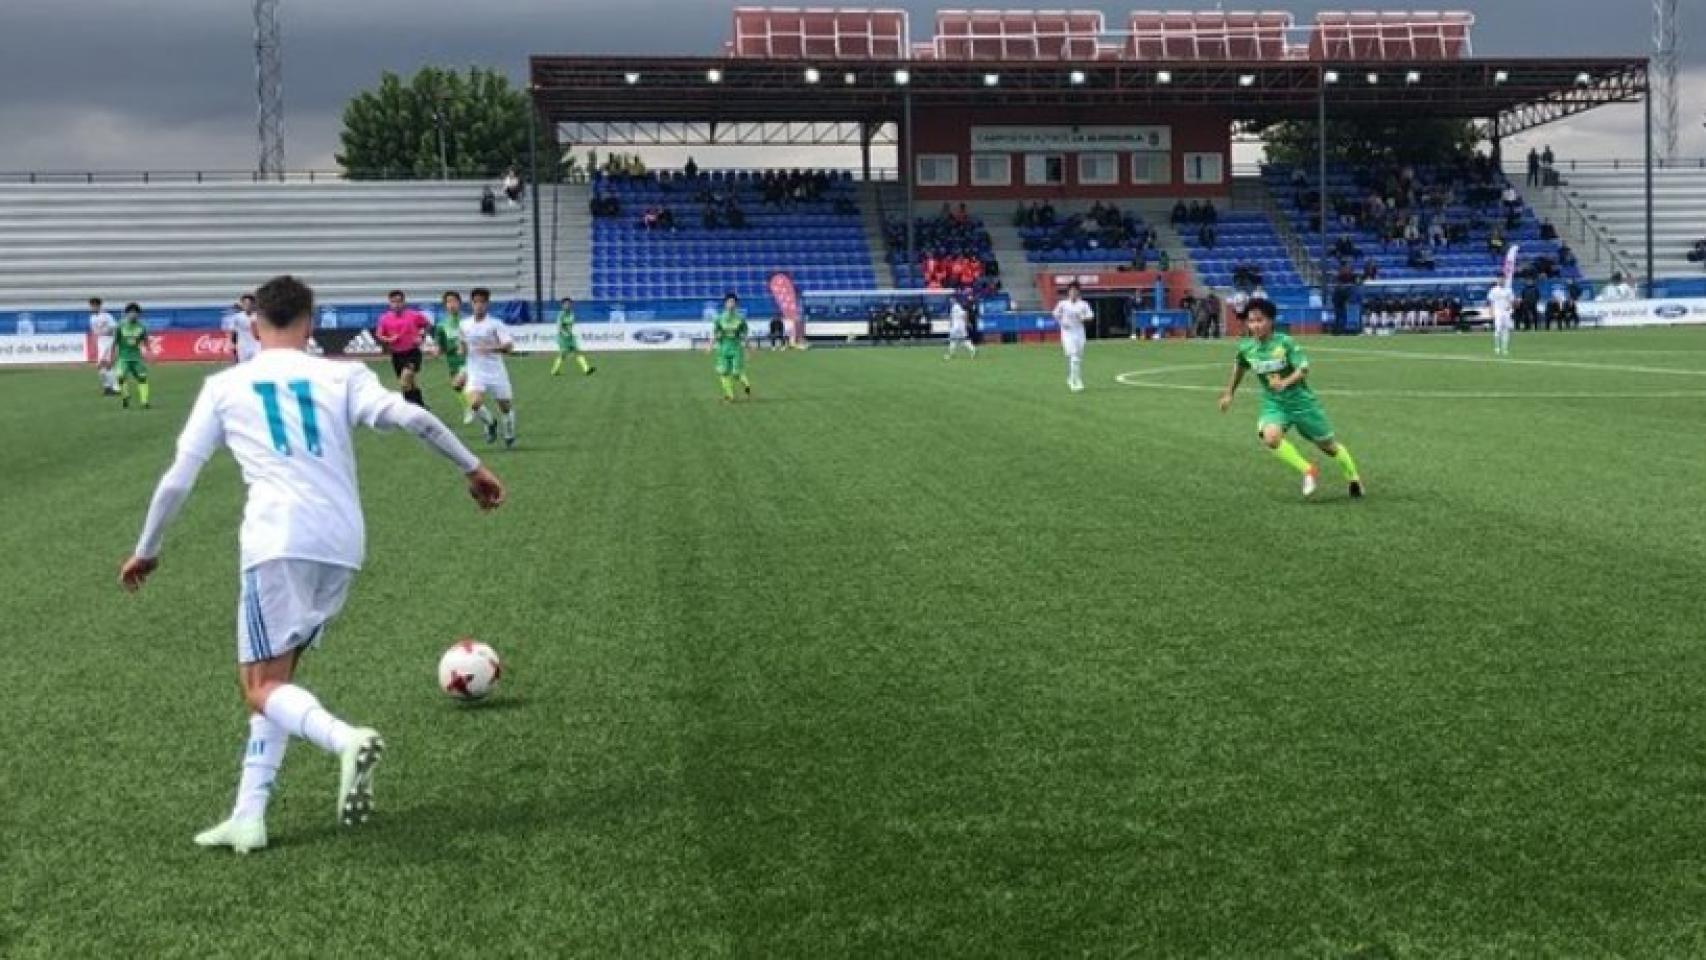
left=1, top=0, right=1702, bottom=171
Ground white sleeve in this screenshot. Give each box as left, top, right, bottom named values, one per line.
left=133, top=383, right=224, bottom=558
left=348, top=366, right=481, bottom=472
left=496, top=321, right=514, bottom=348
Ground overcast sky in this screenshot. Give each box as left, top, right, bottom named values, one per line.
left=4, top=0, right=1703, bottom=172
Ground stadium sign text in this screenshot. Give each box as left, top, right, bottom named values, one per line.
left=970, top=125, right=1172, bottom=153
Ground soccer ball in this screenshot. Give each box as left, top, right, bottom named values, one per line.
left=438, top=639, right=502, bottom=702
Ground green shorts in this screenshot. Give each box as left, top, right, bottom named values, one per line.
left=1258, top=398, right=1334, bottom=443
left=557, top=334, right=579, bottom=353
left=715, top=345, right=745, bottom=377
left=444, top=353, right=466, bottom=376
left=117, top=358, right=148, bottom=382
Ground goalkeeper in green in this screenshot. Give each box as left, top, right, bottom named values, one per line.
left=712, top=293, right=752, bottom=402
left=1218, top=298, right=1363, bottom=499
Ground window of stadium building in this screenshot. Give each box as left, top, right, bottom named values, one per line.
left=1025, top=154, right=1066, bottom=187
left=916, top=154, right=959, bottom=187
left=1131, top=151, right=1171, bottom=186
left=1078, top=153, right=1119, bottom=186
left=1183, top=152, right=1224, bottom=185
left=971, top=153, right=1012, bottom=187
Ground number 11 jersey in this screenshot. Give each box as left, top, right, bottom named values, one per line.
left=173, top=348, right=417, bottom=572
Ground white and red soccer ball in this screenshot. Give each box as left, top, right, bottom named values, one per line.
left=438, top=639, right=502, bottom=702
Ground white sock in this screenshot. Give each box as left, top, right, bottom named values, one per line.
left=502, top=409, right=516, bottom=440
left=263, top=684, right=356, bottom=756
left=1069, top=357, right=1083, bottom=384
left=232, top=713, right=287, bottom=820
left=475, top=404, right=496, bottom=427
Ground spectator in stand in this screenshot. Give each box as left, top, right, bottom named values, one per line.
left=479, top=187, right=496, bottom=216
left=1501, top=183, right=1520, bottom=214
left=1599, top=273, right=1636, bottom=301
left=1361, top=261, right=1380, bottom=282
left=502, top=167, right=523, bottom=207
left=642, top=206, right=662, bottom=230
left=1428, top=220, right=1447, bottom=248
left=1407, top=245, right=1437, bottom=272
left=1687, top=237, right=1706, bottom=268
left=1198, top=223, right=1217, bottom=250
left=1527, top=148, right=1541, bottom=187
left=1542, top=145, right=1555, bottom=173
left=1540, top=220, right=1558, bottom=241
left=1171, top=200, right=1189, bottom=225
left=1558, top=244, right=1578, bottom=270
left=702, top=204, right=721, bottom=230
left=684, top=156, right=698, bottom=179
left=950, top=203, right=970, bottom=227
left=1488, top=224, right=1507, bottom=256
left=1333, top=235, right=1361, bottom=260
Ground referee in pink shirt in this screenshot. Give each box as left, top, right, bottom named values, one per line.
left=375, top=289, right=434, bottom=407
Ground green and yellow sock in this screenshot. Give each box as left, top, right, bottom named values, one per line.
left=576, top=354, right=592, bottom=374
left=457, top=387, right=471, bottom=411
left=1331, top=444, right=1360, bottom=482
left=719, top=375, right=734, bottom=400
left=551, top=355, right=565, bottom=376
left=738, top=373, right=751, bottom=391
left=1271, top=438, right=1312, bottom=475
left=120, top=380, right=130, bottom=401
left=138, top=382, right=151, bottom=406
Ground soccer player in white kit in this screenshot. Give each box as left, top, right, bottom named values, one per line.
left=88, top=297, right=117, bottom=395
left=1487, top=281, right=1515, bottom=356
left=945, top=294, right=977, bottom=360
left=1053, top=281, right=1094, bottom=392
left=119, top=275, right=505, bottom=854
left=222, top=293, right=262, bottom=363
left=459, top=287, right=517, bottom=448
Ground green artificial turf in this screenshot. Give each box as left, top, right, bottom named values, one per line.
left=4, top=329, right=1706, bottom=957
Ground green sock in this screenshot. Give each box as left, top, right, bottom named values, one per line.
left=1332, top=444, right=1360, bottom=481
left=1271, top=438, right=1312, bottom=475
left=577, top=355, right=592, bottom=373
left=719, top=375, right=734, bottom=399
left=551, top=356, right=564, bottom=376
left=138, top=382, right=151, bottom=406
left=120, top=380, right=130, bottom=401
left=739, top=374, right=751, bottom=390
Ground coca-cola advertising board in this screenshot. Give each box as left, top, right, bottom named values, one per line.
left=104, top=330, right=236, bottom=363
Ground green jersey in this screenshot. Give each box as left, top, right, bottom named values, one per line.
left=1235, top=333, right=1318, bottom=407
left=114, top=319, right=148, bottom=363
left=712, top=310, right=747, bottom=348
left=556, top=310, right=576, bottom=336
left=434, top=312, right=465, bottom=359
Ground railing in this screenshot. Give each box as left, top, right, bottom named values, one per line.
left=1507, top=157, right=1706, bottom=173
left=1536, top=181, right=1639, bottom=280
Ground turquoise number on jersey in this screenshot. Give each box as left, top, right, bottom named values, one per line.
left=253, top=380, right=322, bottom=457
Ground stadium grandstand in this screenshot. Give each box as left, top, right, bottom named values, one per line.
left=0, top=6, right=1675, bottom=347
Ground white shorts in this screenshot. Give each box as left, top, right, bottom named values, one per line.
left=1061, top=326, right=1087, bottom=359
left=97, top=336, right=114, bottom=363
left=237, top=559, right=355, bottom=665
left=949, top=328, right=969, bottom=343
left=1493, top=316, right=1514, bottom=333
left=466, top=367, right=513, bottom=401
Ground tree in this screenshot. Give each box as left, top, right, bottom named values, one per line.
left=1261, top=118, right=1483, bottom=168
left=336, top=67, right=532, bottom=180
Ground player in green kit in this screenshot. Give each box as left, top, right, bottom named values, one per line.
left=551, top=297, right=595, bottom=377
left=712, top=293, right=751, bottom=402
left=113, top=302, right=152, bottom=410
left=1217, top=298, right=1363, bottom=498
left=435, top=291, right=473, bottom=423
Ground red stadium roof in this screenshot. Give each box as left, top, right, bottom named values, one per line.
left=530, top=7, right=1647, bottom=141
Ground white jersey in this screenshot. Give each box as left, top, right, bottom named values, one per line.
left=89, top=311, right=116, bottom=356
left=460, top=315, right=514, bottom=383
left=173, top=349, right=415, bottom=572
left=223, top=310, right=262, bottom=362
left=949, top=302, right=969, bottom=338
left=1053, top=298, right=1093, bottom=334
left=1599, top=283, right=1636, bottom=302
left=1487, top=285, right=1514, bottom=324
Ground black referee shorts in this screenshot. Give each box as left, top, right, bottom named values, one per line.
left=391, top=348, right=423, bottom=377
